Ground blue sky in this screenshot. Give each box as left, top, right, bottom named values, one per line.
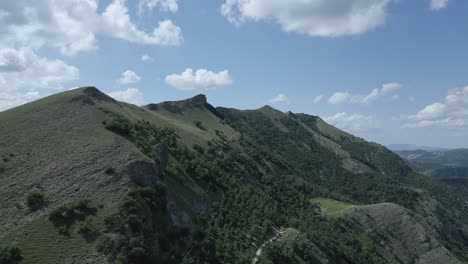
left=1, top=0, right=468, bottom=148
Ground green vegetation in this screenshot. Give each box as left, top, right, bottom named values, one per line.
left=1, top=87, right=467, bottom=263
left=193, top=120, right=206, bottom=130
left=310, top=198, right=357, bottom=218
left=104, top=117, right=132, bottom=137
left=0, top=246, right=22, bottom=264
left=49, top=199, right=97, bottom=234
left=77, top=219, right=101, bottom=242
left=25, top=191, right=46, bottom=211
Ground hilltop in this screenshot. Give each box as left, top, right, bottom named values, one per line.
left=0, top=87, right=467, bottom=264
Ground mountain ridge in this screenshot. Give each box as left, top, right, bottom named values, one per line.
left=1, top=87, right=467, bottom=264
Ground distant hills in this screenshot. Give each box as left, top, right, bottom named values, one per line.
left=387, top=144, right=452, bottom=152
left=394, top=148, right=468, bottom=182
left=0, top=87, right=467, bottom=263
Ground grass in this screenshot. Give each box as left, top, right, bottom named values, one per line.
left=0, top=216, right=103, bottom=264
left=310, top=198, right=358, bottom=218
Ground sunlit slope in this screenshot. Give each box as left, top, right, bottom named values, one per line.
left=0, top=87, right=466, bottom=263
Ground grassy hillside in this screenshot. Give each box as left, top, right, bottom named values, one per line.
left=1, top=87, right=467, bottom=263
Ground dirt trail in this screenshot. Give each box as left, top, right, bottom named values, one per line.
left=252, top=227, right=283, bottom=264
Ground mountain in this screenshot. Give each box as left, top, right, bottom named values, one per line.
left=394, top=149, right=468, bottom=194
left=387, top=144, right=452, bottom=152
left=1, top=87, right=467, bottom=264
left=395, top=149, right=468, bottom=168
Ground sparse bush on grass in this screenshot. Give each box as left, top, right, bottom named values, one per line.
left=193, top=120, right=206, bottom=130
left=96, top=235, right=116, bottom=256
left=49, top=198, right=97, bottom=232
left=104, top=166, right=115, bottom=175
left=78, top=219, right=100, bottom=242
left=0, top=246, right=22, bottom=264
left=2, top=157, right=9, bottom=162
left=105, top=117, right=132, bottom=137
left=25, top=192, right=46, bottom=211
left=193, top=144, right=205, bottom=154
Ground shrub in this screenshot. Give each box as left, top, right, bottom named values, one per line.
left=104, top=166, right=115, bottom=175
left=78, top=219, right=100, bottom=242
left=25, top=192, right=46, bottom=211
left=105, top=117, right=132, bottom=137
left=193, top=120, right=206, bottom=130
left=193, top=144, right=205, bottom=154
left=96, top=235, right=116, bottom=255
left=0, top=246, right=22, bottom=264
left=49, top=199, right=97, bottom=231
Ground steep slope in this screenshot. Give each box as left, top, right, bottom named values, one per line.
left=347, top=203, right=461, bottom=264
left=1, top=87, right=467, bottom=264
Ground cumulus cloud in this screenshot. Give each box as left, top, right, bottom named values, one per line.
left=268, top=94, right=289, bottom=104
left=0, top=0, right=183, bottom=56
left=0, top=90, right=42, bottom=111
left=108, top=88, right=144, bottom=105
left=220, top=0, right=394, bottom=37
left=165, top=68, right=233, bottom=91
left=328, top=83, right=401, bottom=105
left=141, top=54, right=154, bottom=62
left=0, top=47, right=79, bottom=110
left=430, top=0, right=448, bottom=10
left=101, top=1, right=183, bottom=47
left=0, top=47, right=79, bottom=91
left=328, top=92, right=356, bottom=105
left=119, top=70, right=141, bottom=84
left=313, top=95, right=324, bottom=104
left=324, top=112, right=379, bottom=132
left=138, top=0, right=178, bottom=14
left=381, top=83, right=402, bottom=94
left=401, top=86, right=468, bottom=128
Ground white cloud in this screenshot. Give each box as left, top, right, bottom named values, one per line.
left=0, top=0, right=183, bottom=56
left=328, top=83, right=401, bottom=105
left=0, top=47, right=79, bottom=91
left=141, top=54, right=154, bottom=62
left=324, top=112, right=379, bottom=132
left=0, top=47, right=79, bottom=111
left=138, top=0, right=178, bottom=14
left=108, top=88, right=143, bottom=104
left=101, top=1, right=183, bottom=47
left=220, top=0, right=394, bottom=37
left=328, top=92, right=354, bottom=104
left=0, top=90, right=42, bottom=111
left=313, top=95, right=324, bottom=104
left=165, top=68, right=233, bottom=91
left=362, top=88, right=380, bottom=104
left=430, top=0, right=448, bottom=10
left=119, top=70, right=141, bottom=84
left=268, top=94, right=289, bottom=104
left=401, top=86, right=468, bottom=128
left=414, top=102, right=447, bottom=120
left=381, top=82, right=402, bottom=94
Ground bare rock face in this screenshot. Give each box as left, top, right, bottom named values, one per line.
left=126, top=160, right=160, bottom=186
left=347, top=203, right=462, bottom=264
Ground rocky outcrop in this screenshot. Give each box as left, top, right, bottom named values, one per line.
left=347, top=203, right=462, bottom=264
left=126, top=160, right=160, bottom=187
